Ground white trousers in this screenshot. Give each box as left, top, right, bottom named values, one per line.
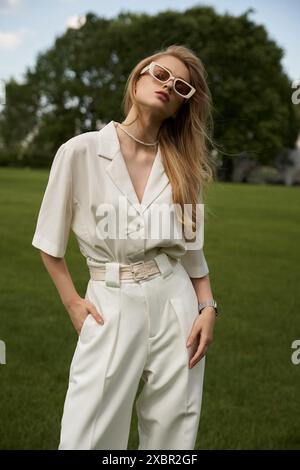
left=58, top=254, right=206, bottom=450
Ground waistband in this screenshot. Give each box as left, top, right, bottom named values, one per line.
left=88, top=253, right=179, bottom=287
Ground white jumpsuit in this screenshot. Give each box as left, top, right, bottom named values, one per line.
left=32, top=120, right=210, bottom=450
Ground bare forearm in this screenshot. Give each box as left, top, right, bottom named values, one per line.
left=191, top=274, right=213, bottom=303
left=40, top=251, right=80, bottom=307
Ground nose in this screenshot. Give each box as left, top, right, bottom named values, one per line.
left=163, top=79, right=173, bottom=92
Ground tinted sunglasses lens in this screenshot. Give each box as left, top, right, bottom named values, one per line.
left=152, top=64, right=192, bottom=97
left=153, top=64, right=170, bottom=82
left=175, top=80, right=192, bottom=96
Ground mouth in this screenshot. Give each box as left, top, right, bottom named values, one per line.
left=155, top=91, right=170, bottom=102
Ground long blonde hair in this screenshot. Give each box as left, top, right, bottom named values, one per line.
left=121, top=44, right=217, bottom=236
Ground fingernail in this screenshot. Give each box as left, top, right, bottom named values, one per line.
left=186, top=341, right=190, bottom=347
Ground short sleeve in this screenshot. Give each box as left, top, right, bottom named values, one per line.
left=32, top=142, right=73, bottom=258
left=179, top=247, right=209, bottom=278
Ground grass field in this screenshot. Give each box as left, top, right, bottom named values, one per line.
left=0, top=167, right=300, bottom=449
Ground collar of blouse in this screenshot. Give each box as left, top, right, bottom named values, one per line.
left=97, top=120, right=170, bottom=216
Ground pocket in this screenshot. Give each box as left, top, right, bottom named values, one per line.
left=169, top=295, right=199, bottom=363
left=79, top=313, right=99, bottom=344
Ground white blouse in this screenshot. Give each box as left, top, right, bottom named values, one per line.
left=32, top=120, right=209, bottom=278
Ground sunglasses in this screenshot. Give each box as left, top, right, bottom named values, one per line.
left=139, top=61, right=196, bottom=99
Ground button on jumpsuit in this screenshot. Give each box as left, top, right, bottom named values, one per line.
left=32, top=120, right=210, bottom=450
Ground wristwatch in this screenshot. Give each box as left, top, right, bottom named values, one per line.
left=198, top=299, right=218, bottom=316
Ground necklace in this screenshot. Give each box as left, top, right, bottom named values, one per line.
left=115, top=122, right=159, bottom=146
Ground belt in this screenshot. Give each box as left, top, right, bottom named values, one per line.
left=89, top=259, right=161, bottom=282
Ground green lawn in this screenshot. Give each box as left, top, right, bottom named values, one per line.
left=0, top=167, right=300, bottom=449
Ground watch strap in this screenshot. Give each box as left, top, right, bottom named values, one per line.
left=198, top=299, right=218, bottom=316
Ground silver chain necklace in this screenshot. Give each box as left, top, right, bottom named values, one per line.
left=115, top=122, right=159, bottom=146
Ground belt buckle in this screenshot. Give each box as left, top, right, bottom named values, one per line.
left=129, top=260, right=149, bottom=281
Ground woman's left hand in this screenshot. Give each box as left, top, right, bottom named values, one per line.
left=186, top=307, right=216, bottom=369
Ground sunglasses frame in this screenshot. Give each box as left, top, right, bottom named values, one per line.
left=140, top=61, right=196, bottom=99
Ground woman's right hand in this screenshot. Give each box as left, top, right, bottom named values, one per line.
left=64, top=295, right=104, bottom=335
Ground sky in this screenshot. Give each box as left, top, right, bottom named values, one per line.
left=0, top=0, right=299, bottom=103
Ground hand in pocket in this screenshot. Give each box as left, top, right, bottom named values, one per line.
left=64, top=295, right=104, bottom=334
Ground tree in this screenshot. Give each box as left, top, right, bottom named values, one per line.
left=0, top=7, right=299, bottom=171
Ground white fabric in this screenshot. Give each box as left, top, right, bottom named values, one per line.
left=32, top=120, right=209, bottom=278
left=31, top=120, right=210, bottom=449
left=58, top=260, right=206, bottom=450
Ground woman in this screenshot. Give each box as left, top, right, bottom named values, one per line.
left=32, top=44, right=218, bottom=450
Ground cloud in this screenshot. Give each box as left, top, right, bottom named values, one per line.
left=66, top=14, right=86, bottom=30
left=0, top=28, right=28, bottom=49
left=0, top=0, right=22, bottom=10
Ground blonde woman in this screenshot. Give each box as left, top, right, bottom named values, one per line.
left=32, top=44, right=218, bottom=450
